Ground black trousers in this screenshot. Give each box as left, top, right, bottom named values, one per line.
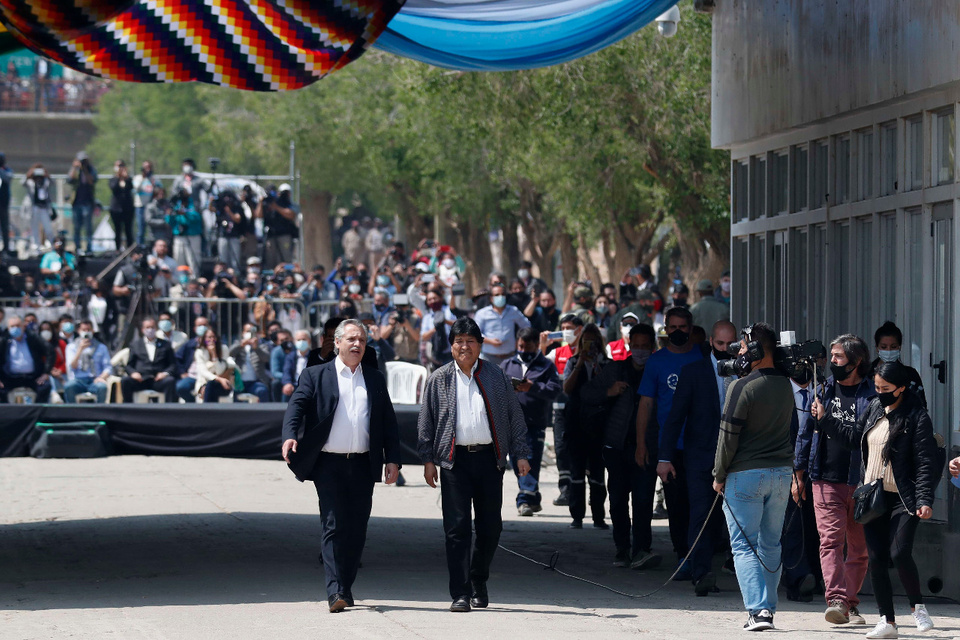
left=863, top=492, right=923, bottom=623
left=566, top=427, right=606, bottom=524
left=313, top=452, right=375, bottom=599
left=440, top=447, right=504, bottom=599
left=781, top=480, right=823, bottom=588
left=552, top=404, right=571, bottom=492
left=603, top=445, right=657, bottom=556
left=120, top=375, right=177, bottom=403
left=110, top=209, right=134, bottom=250
left=662, top=453, right=689, bottom=558
left=685, top=450, right=725, bottom=580
left=0, top=204, right=9, bottom=252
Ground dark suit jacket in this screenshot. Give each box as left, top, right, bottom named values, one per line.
left=126, top=337, right=177, bottom=378
left=661, top=356, right=726, bottom=464
left=0, top=331, right=51, bottom=378
left=281, top=359, right=401, bottom=483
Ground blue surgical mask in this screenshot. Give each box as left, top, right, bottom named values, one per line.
left=376, top=275, right=390, bottom=286
left=158, top=319, right=173, bottom=333
left=878, top=349, right=900, bottom=363
left=296, top=339, right=309, bottom=352
left=61, top=322, right=74, bottom=335
left=196, top=325, right=208, bottom=337
left=9, top=326, right=22, bottom=339
left=179, top=274, right=189, bottom=285
left=492, top=295, right=507, bottom=308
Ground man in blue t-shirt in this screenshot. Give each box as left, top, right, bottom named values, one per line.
left=635, top=306, right=703, bottom=576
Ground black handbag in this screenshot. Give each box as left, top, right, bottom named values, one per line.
left=852, top=463, right=888, bottom=525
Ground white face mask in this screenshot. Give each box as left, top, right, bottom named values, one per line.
left=348, top=283, right=361, bottom=294
left=40, top=330, right=53, bottom=341
left=182, top=164, right=193, bottom=175
left=562, top=329, right=576, bottom=345
left=518, top=269, right=530, bottom=280
left=243, top=332, right=254, bottom=341
left=442, top=258, right=455, bottom=269
left=621, top=323, right=636, bottom=342
left=720, top=280, right=731, bottom=293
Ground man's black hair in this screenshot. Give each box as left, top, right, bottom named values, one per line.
left=874, top=321, right=903, bottom=348
left=558, top=313, right=584, bottom=327
left=664, top=306, right=693, bottom=326
left=517, top=327, right=539, bottom=344
left=448, top=316, right=484, bottom=345
left=324, top=316, right=346, bottom=335
left=629, top=323, right=656, bottom=343
left=748, top=322, right=778, bottom=355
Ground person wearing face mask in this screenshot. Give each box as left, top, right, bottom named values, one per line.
left=282, top=329, right=314, bottom=399
left=474, top=283, right=531, bottom=367
left=869, top=322, right=926, bottom=408
left=64, top=320, right=111, bottom=403
left=715, top=270, right=732, bottom=305
left=264, top=183, right=300, bottom=267
left=561, top=323, right=610, bottom=529
left=58, top=315, right=76, bottom=343
left=817, top=361, right=941, bottom=638
left=171, top=158, right=209, bottom=211
left=543, top=314, right=585, bottom=507
left=506, top=279, right=530, bottom=313
left=108, top=160, right=136, bottom=251
left=371, top=290, right=395, bottom=328
left=433, top=250, right=463, bottom=287
left=0, top=315, right=52, bottom=403
left=133, top=160, right=163, bottom=246
left=120, top=318, right=178, bottom=403
left=516, top=260, right=547, bottom=297
left=501, top=327, right=562, bottom=516
left=669, top=282, right=690, bottom=310
left=175, top=317, right=211, bottom=403
left=635, top=306, right=704, bottom=578
left=690, top=279, right=730, bottom=331
left=270, top=329, right=295, bottom=401
left=368, top=268, right=399, bottom=298
left=421, top=289, right=457, bottom=367
left=157, top=312, right=188, bottom=351
left=193, top=326, right=236, bottom=403
left=582, top=323, right=659, bottom=568
left=658, top=321, right=738, bottom=595
left=712, top=323, right=795, bottom=633
left=605, top=312, right=640, bottom=361
left=803, top=334, right=876, bottom=627
left=39, top=321, right=67, bottom=395
left=525, top=289, right=560, bottom=333
left=592, top=294, right=612, bottom=328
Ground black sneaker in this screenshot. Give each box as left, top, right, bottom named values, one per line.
left=553, top=489, right=570, bottom=507
left=568, top=519, right=583, bottom=529
left=652, top=503, right=668, bottom=520
left=744, top=610, right=774, bottom=631
left=693, top=571, right=716, bottom=597
left=592, top=521, right=609, bottom=530
left=613, top=550, right=630, bottom=567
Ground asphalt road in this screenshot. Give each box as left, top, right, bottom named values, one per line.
left=1, top=456, right=957, bottom=639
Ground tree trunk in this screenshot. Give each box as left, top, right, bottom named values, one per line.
left=451, top=218, right=492, bottom=295
left=394, top=182, right=432, bottom=245
left=558, top=229, right=577, bottom=303
left=300, top=188, right=334, bottom=272
left=576, top=231, right=602, bottom=291
left=500, top=215, right=520, bottom=281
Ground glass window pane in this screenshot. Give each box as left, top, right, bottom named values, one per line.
left=856, top=216, right=873, bottom=337
left=858, top=130, right=874, bottom=200
left=906, top=208, right=924, bottom=367
left=836, top=135, right=851, bottom=204
left=789, top=228, right=809, bottom=336
left=732, top=238, right=749, bottom=326
left=734, top=161, right=749, bottom=222
left=772, top=234, right=784, bottom=325
left=751, top=156, right=766, bottom=220
left=812, top=140, right=828, bottom=208
left=832, top=222, right=851, bottom=336
left=749, top=234, right=766, bottom=322
left=793, top=146, right=808, bottom=211
left=878, top=212, right=897, bottom=324
left=811, top=224, right=827, bottom=340
left=880, top=122, right=897, bottom=196
left=907, top=116, right=923, bottom=190
left=772, top=152, right=788, bottom=214
left=936, top=110, right=955, bottom=185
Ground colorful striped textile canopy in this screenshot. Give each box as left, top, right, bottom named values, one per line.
left=378, top=0, right=678, bottom=71
left=0, top=0, right=404, bottom=90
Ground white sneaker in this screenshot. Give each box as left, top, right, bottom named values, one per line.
left=865, top=616, right=898, bottom=639
left=913, top=604, right=933, bottom=632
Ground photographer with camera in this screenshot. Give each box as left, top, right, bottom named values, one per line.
left=383, top=294, right=421, bottom=364
left=144, top=186, right=172, bottom=245
left=263, top=183, right=299, bottom=267
left=167, top=187, right=203, bottom=275
left=108, top=160, right=135, bottom=251
left=802, top=335, right=876, bottom=627
left=67, top=151, right=97, bottom=254
left=214, top=189, right=245, bottom=273
left=22, top=163, right=55, bottom=253
left=712, top=322, right=795, bottom=632
left=171, top=159, right=209, bottom=212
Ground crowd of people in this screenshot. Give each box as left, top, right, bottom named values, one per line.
left=0, top=61, right=109, bottom=113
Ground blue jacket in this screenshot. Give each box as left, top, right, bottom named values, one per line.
left=501, top=352, right=562, bottom=431
left=175, top=337, right=200, bottom=377
left=270, top=344, right=287, bottom=381
left=661, top=356, right=732, bottom=463
left=282, top=350, right=309, bottom=386
left=794, top=376, right=876, bottom=486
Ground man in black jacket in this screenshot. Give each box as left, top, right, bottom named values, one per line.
left=501, top=327, right=561, bottom=516
left=120, top=317, right=178, bottom=402
left=282, top=319, right=401, bottom=612
left=582, top=323, right=658, bottom=569
left=0, top=315, right=52, bottom=402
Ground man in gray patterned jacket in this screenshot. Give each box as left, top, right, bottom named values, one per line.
left=418, top=316, right=531, bottom=613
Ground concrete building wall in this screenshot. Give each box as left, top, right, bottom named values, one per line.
left=712, top=0, right=960, bottom=149
left=0, top=112, right=96, bottom=173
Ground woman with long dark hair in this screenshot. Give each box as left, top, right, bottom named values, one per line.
left=193, top=326, right=235, bottom=403
left=820, top=361, right=940, bottom=638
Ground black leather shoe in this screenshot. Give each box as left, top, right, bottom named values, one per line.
left=449, top=596, right=471, bottom=612
left=470, top=582, right=488, bottom=608
left=344, top=592, right=355, bottom=607
left=693, top=571, right=716, bottom=597
left=328, top=594, right=348, bottom=613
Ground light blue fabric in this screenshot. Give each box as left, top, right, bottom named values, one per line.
left=722, top=467, right=792, bottom=616
left=402, top=0, right=613, bottom=21
left=376, top=0, right=678, bottom=71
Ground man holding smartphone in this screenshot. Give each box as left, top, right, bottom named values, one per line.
left=501, top=328, right=562, bottom=515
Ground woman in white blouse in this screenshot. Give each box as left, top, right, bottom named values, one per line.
left=193, top=327, right=236, bottom=403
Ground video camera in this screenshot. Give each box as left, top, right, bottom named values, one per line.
left=717, top=328, right=824, bottom=380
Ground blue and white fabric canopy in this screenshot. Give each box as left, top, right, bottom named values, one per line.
left=375, top=0, right=679, bottom=71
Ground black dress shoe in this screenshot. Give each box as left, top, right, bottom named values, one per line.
left=470, top=582, right=488, bottom=608
left=328, top=594, right=348, bottom=613
left=344, top=592, right=355, bottom=607
left=449, top=595, right=471, bottom=612
left=569, top=520, right=583, bottom=529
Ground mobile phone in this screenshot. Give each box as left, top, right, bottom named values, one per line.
left=393, top=293, right=409, bottom=306
left=511, top=377, right=524, bottom=390
left=421, top=274, right=435, bottom=283
left=451, top=283, right=465, bottom=296
left=547, top=331, right=563, bottom=341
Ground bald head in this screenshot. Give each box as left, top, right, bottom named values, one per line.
left=711, top=320, right=737, bottom=357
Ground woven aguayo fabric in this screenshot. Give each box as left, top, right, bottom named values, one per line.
left=0, top=0, right=405, bottom=90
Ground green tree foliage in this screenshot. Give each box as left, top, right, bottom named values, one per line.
left=88, top=0, right=727, bottom=287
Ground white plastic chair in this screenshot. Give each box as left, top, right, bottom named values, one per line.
left=133, top=390, right=164, bottom=404
left=8, top=387, right=38, bottom=404
left=384, top=361, right=427, bottom=405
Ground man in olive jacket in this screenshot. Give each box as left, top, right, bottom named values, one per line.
left=418, top=317, right=531, bottom=613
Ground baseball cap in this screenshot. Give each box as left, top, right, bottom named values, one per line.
left=696, top=279, right=714, bottom=292
left=278, top=183, right=292, bottom=193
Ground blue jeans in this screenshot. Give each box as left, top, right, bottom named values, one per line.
left=73, top=203, right=94, bottom=252
left=135, top=206, right=146, bottom=245
left=176, top=376, right=197, bottom=403
left=721, top=466, right=791, bottom=615
left=64, top=378, right=107, bottom=403
left=513, top=426, right=544, bottom=507
left=239, top=380, right=270, bottom=403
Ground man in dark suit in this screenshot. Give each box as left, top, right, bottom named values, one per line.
left=0, top=315, right=52, bottom=402
left=659, top=320, right=737, bottom=596
left=120, top=317, right=178, bottom=402
left=282, top=318, right=401, bottom=613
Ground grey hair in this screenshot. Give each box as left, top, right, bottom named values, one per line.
left=333, top=318, right=367, bottom=354
left=830, top=333, right=871, bottom=378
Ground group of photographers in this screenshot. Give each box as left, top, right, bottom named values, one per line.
left=501, top=304, right=949, bottom=637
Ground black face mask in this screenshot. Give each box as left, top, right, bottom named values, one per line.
left=672, top=298, right=688, bottom=309
left=712, top=346, right=732, bottom=361
left=792, top=368, right=813, bottom=386
left=877, top=390, right=901, bottom=407
left=734, top=353, right=754, bottom=377
left=830, top=363, right=853, bottom=382
left=541, top=304, right=555, bottom=313
left=668, top=329, right=689, bottom=347
left=281, top=340, right=294, bottom=352
left=518, top=351, right=536, bottom=364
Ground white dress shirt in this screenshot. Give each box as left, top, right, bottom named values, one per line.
left=791, top=379, right=811, bottom=434
left=295, top=353, right=307, bottom=380
left=454, top=360, right=493, bottom=446
left=322, top=357, right=371, bottom=454
left=144, top=338, right=157, bottom=362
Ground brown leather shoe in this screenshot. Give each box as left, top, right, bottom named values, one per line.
left=328, top=594, right=348, bottom=613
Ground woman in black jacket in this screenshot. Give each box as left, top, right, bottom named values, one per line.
left=820, top=361, right=939, bottom=638
left=108, top=160, right=135, bottom=250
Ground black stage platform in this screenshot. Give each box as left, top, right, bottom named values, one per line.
left=0, top=403, right=422, bottom=464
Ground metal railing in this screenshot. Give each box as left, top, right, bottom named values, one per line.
left=155, top=296, right=307, bottom=346
left=0, top=76, right=110, bottom=113
left=0, top=296, right=81, bottom=324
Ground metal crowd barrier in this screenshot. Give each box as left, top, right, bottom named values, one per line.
left=0, top=296, right=82, bottom=325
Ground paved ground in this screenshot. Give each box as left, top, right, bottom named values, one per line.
left=1, top=456, right=958, bottom=640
